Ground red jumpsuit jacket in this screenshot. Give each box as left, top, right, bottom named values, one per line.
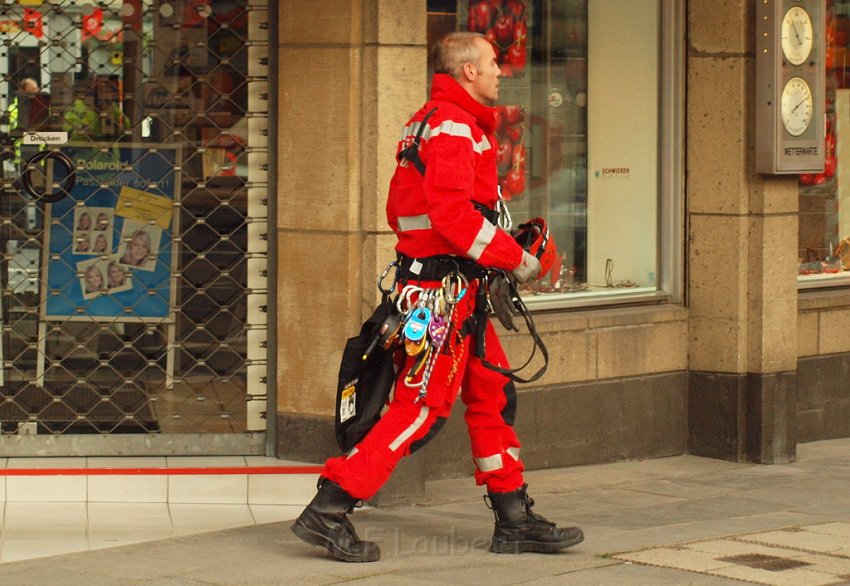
left=386, top=73, right=524, bottom=272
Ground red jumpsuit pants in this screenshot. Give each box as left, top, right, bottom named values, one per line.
left=323, top=280, right=525, bottom=501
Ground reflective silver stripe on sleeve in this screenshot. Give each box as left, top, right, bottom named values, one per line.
left=506, top=447, right=520, bottom=461
left=400, top=120, right=491, bottom=154
left=346, top=447, right=358, bottom=459
left=389, top=406, right=430, bottom=452
left=397, top=214, right=432, bottom=232
left=466, top=219, right=496, bottom=260
left=474, top=453, right=504, bottom=472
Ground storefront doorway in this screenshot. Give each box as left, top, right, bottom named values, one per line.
left=0, top=1, right=270, bottom=454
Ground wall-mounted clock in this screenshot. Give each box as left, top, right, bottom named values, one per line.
left=756, top=0, right=825, bottom=174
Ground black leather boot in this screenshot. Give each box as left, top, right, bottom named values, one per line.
left=486, top=484, right=584, bottom=554
left=291, top=479, right=380, bottom=562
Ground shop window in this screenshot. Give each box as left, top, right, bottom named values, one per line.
left=427, top=0, right=684, bottom=307
left=799, top=0, right=850, bottom=286
left=0, top=1, right=269, bottom=438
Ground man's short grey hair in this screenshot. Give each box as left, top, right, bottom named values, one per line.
left=431, top=32, right=486, bottom=78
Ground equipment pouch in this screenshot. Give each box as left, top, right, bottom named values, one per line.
left=335, top=296, right=400, bottom=452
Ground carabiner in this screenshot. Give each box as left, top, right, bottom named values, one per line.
left=377, top=261, right=398, bottom=295
left=442, top=272, right=468, bottom=305
left=397, top=284, right=423, bottom=314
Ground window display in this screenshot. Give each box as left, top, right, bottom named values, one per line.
left=429, top=0, right=668, bottom=302
left=798, top=0, right=850, bottom=284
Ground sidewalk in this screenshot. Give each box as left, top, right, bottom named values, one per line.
left=1, top=438, right=849, bottom=585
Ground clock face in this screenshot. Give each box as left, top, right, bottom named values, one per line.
left=781, top=6, right=814, bottom=65
left=781, top=76, right=814, bottom=136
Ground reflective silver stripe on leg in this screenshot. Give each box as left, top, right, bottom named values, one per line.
left=466, top=219, right=496, bottom=260
left=389, top=406, right=430, bottom=452
left=475, top=453, right=504, bottom=472
left=506, top=447, right=520, bottom=461
left=346, top=447, right=359, bottom=459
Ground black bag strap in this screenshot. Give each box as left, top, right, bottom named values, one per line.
left=398, top=107, right=438, bottom=176
left=471, top=274, right=549, bottom=384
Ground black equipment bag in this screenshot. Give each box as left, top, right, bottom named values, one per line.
left=335, top=295, right=399, bottom=452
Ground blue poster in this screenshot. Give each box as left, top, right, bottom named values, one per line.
left=44, top=144, right=180, bottom=320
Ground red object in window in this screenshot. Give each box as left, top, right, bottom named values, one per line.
left=507, top=0, right=527, bottom=20
left=469, top=1, right=528, bottom=77
left=23, top=8, right=43, bottom=39
left=501, top=105, right=523, bottom=124
left=492, top=12, right=514, bottom=46
left=185, top=0, right=212, bottom=27
left=122, top=0, right=142, bottom=31
left=494, top=105, right=526, bottom=199
left=513, top=18, right=527, bottom=45
left=506, top=164, right=526, bottom=195
left=506, top=42, right=527, bottom=72
left=82, top=8, right=103, bottom=41
left=799, top=113, right=836, bottom=185
left=469, top=0, right=497, bottom=32
left=496, top=140, right=513, bottom=175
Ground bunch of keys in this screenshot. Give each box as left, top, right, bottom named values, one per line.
left=398, top=272, right=468, bottom=394
left=413, top=273, right=467, bottom=399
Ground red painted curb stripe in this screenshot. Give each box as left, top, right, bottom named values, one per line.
left=0, top=466, right=324, bottom=476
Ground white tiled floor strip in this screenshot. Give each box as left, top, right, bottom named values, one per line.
left=0, top=456, right=320, bottom=563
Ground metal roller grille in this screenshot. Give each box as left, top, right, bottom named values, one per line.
left=0, top=1, right=269, bottom=437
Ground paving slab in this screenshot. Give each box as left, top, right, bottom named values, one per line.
left=614, top=523, right=850, bottom=586
left=0, top=439, right=849, bottom=584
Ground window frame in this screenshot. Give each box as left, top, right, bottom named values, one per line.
left=525, top=0, right=685, bottom=311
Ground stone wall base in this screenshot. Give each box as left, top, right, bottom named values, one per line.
left=688, top=371, right=797, bottom=464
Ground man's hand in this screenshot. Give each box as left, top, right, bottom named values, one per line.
left=513, top=250, right=541, bottom=284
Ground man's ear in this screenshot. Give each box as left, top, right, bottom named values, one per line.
left=462, top=62, right=476, bottom=82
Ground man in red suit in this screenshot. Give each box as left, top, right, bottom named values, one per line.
left=292, top=31, right=583, bottom=563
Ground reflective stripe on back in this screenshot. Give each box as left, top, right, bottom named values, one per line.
left=399, top=119, right=491, bottom=154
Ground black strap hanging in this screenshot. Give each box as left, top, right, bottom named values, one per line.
left=397, top=106, right=438, bottom=176
left=468, top=274, right=549, bottom=384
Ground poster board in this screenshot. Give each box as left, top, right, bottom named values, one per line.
left=837, top=90, right=850, bottom=243
left=586, top=0, right=659, bottom=287
left=40, top=143, right=180, bottom=321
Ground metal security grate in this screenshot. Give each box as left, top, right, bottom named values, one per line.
left=0, top=1, right=269, bottom=439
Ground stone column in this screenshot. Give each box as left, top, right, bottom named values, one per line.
left=275, top=1, right=425, bottom=463
left=687, top=0, right=798, bottom=463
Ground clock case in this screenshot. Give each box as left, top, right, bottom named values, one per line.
left=756, top=0, right=826, bottom=174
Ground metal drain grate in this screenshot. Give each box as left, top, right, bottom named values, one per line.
left=717, top=553, right=812, bottom=572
